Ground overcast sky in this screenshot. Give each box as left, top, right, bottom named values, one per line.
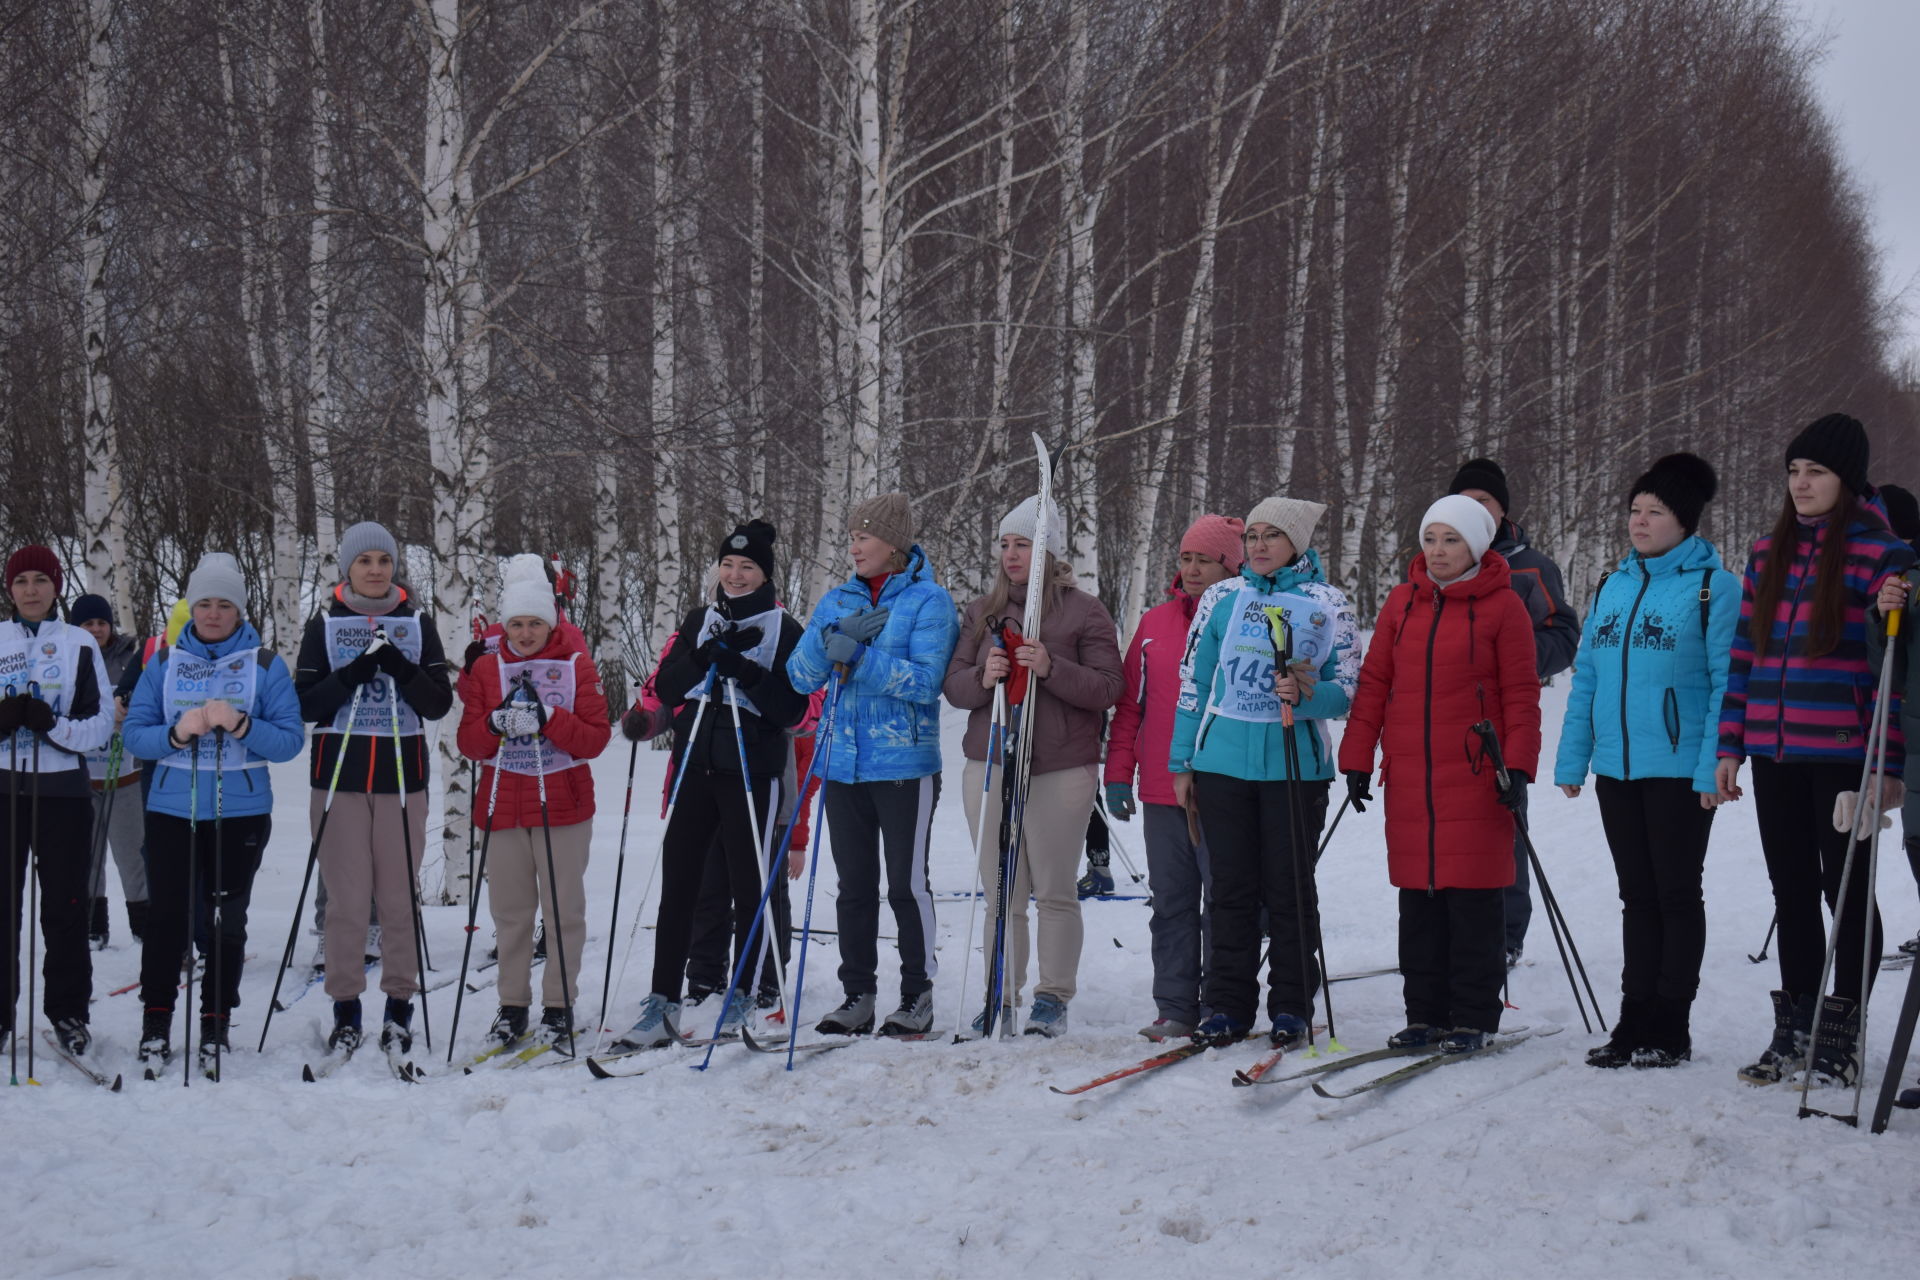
left=1788, top=0, right=1920, bottom=360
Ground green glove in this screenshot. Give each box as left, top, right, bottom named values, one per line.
left=1104, top=782, right=1136, bottom=821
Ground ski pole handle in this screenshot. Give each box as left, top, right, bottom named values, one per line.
left=1470, top=719, right=1510, bottom=792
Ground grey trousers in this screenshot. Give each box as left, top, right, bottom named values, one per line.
left=1142, top=802, right=1210, bottom=1023
left=89, top=778, right=148, bottom=903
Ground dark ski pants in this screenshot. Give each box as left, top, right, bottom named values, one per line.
left=1142, top=802, right=1210, bottom=1024
left=651, top=767, right=777, bottom=1003
left=826, top=776, right=939, bottom=1000
left=1195, top=771, right=1329, bottom=1024
left=2, top=791, right=95, bottom=1028
left=686, top=806, right=793, bottom=1001
left=1399, top=886, right=1505, bottom=1034
left=1751, top=757, right=1884, bottom=1004
left=1502, top=782, right=1532, bottom=954
left=139, top=811, right=269, bottom=1017
left=1595, top=775, right=1713, bottom=1004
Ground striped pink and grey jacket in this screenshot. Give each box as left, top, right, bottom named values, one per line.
left=1717, top=513, right=1914, bottom=773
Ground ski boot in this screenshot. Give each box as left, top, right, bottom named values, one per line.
left=199, top=1014, right=231, bottom=1078
left=1586, top=998, right=1644, bottom=1069
left=1139, top=1016, right=1198, bottom=1042
left=1076, top=865, right=1115, bottom=899
left=363, top=923, right=382, bottom=965
left=138, top=1009, right=172, bottom=1072
left=486, top=1005, right=530, bottom=1046
left=380, top=998, right=414, bottom=1055
left=1388, top=1023, right=1446, bottom=1050
left=1737, top=991, right=1812, bottom=1085
left=1803, top=996, right=1860, bottom=1089
left=1190, top=1011, right=1251, bottom=1048
left=879, top=992, right=934, bottom=1037
left=53, top=1015, right=91, bottom=1057
left=538, top=1005, right=576, bottom=1047
left=1436, top=1027, right=1487, bottom=1054
left=1267, top=1012, right=1308, bottom=1051
left=329, top=999, right=364, bottom=1052
left=611, top=994, right=681, bottom=1051
left=815, top=993, right=876, bottom=1036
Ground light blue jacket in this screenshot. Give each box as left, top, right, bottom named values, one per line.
left=1555, top=535, right=1740, bottom=794
left=1169, top=550, right=1360, bottom=782
left=123, top=621, right=307, bottom=820
left=787, top=546, right=960, bottom=783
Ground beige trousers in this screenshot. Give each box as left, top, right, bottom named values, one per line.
left=485, top=820, right=592, bottom=1010
left=965, top=760, right=1098, bottom=1004
left=313, top=791, right=425, bottom=1002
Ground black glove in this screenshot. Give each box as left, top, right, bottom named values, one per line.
left=18, top=698, right=55, bottom=735
left=711, top=646, right=763, bottom=687
left=338, top=649, right=380, bottom=688
left=1344, top=770, right=1374, bottom=814
left=0, top=696, right=23, bottom=736
left=621, top=706, right=658, bottom=742
left=373, top=641, right=419, bottom=682
left=1497, top=769, right=1530, bottom=811
left=462, top=638, right=489, bottom=674
left=724, top=624, right=763, bottom=652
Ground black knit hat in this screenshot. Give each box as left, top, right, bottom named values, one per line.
left=1881, top=484, right=1920, bottom=543
left=1449, top=457, right=1511, bottom=516
left=1784, top=413, right=1870, bottom=497
left=718, top=519, right=778, bottom=582
left=1628, top=452, right=1718, bottom=534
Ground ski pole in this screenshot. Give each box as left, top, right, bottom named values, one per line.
left=6, top=716, right=17, bottom=1086
left=26, top=727, right=40, bottom=1084
left=594, top=737, right=640, bottom=1039
left=388, top=665, right=432, bottom=1053
left=210, top=727, right=224, bottom=1083
left=524, top=676, right=575, bottom=1054
left=598, top=680, right=711, bottom=1055
left=259, top=680, right=367, bottom=1050
left=1871, top=941, right=1920, bottom=1133
left=87, top=732, right=123, bottom=902
left=446, top=721, right=508, bottom=1062
left=728, top=677, right=791, bottom=1018
left=784, top=671, right=846, bottom=1068
left=1265, top=609, right=1337, bottom=1052
left=952, top=681, right=1006, bottom=1041
left=183, top=735, right=198, bottom=1088
left=1748, top=913, right=1777, bottom=964
left=465, top=755, right=478, bottom=904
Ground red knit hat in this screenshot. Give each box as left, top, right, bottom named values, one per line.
left=5, top=545, right=62, bottom=597
left=1180, top=515, right=1246, bottom=573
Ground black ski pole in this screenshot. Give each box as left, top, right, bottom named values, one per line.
left=1265, top=609, right=1335, bottom=1049
left=596, top=738, right=640, bottom=1036
left=183, top=737, right=198, bottom=1088
left=524, top=677, right=575, bottom=1055
left=26, top=730, right=40, bottom=1083
left=446, top=727, right=506, bottom=1062
left=1871, top=943, right=1920, bottom=1133
left=6, top=724, right=17, bottom=1086
left=1748, top=912, right=1777, bottom=964
left=210, top=727, right=225, bottom=1083
left=387, top=663, right=432, bottom=1053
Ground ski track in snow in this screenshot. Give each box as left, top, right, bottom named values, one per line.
left=5, top=677, right=1919, bottom=1278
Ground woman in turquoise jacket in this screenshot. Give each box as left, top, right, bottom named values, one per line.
left=123, top=553, right=306, bottom=1072
left=786, top=493, right=960, bottom=1036
left=1555, top=454, right=1739, bottom=1069
left=1169, top=497, right=1359, bottom=1048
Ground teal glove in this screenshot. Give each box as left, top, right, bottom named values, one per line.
left=1104, top=782, right=1136, bottom=821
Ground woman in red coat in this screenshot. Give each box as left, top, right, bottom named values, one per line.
left=1338, top=495, right=1542, bottom=1052
left=456, top=564, right=612, bottom=1050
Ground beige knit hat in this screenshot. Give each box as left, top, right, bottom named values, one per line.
left=1244, top=496, right=1326, bottom=557
left=848, top=492, right=914, bottom=552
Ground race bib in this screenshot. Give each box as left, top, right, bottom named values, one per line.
left=324, top=615, right=425, bottom=736
left=495, top=655, right=579, bottom=775
left=161, top=648, right=260, bottom=772
left=0, top=628, right=79, bottom=758
left=1208, top=585, right=1336, bottom=723
left=684, top=604, right=783, bottom=719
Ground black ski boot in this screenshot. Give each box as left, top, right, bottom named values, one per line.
left=1587, top=998, right=1644, bottom=1069
left=380, top=998, right=414, bottom=1055
left=487, top=1004, right=529, bottom=1046
left=532, top=924, right=547, bottom=962
left=1630, top=995, right=1692, bottom=1069
left=53, top=1015, right=92, bottom=1057
left=539, top=1006, right=575, bottom=1046
left=89, top=897, right=110, bottom=950
left=199, top=1014, right=231, bottom=1078
left=1737, top=990, right=1811, bottom=1085
left=329, top=999, right=363, bottom=1052
left=138, top=1008, right=172, bottom=1069
left=1805, top=996, right=1861, bottom=1089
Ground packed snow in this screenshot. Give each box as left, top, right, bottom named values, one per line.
left=4, top=677, right=1918, bottom=1279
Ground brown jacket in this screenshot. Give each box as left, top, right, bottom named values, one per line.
left=943, top=581, right=1123, bottom=772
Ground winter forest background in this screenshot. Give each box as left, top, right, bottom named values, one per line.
left=3, top=0, right=1917, bottom=892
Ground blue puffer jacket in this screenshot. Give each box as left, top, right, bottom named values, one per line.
left=122, top=621, right=307, bottom=819
left=787, top=545, right=960, bottom=783
left=1555, top=535, right=1740, bottom=794
left=1169, top=549, right=1360, bottom=782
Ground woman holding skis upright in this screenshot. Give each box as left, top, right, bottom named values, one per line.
left=1339, top=497, right=1541, bottom=1056
left=1107, top=515, right=1244, bottom=1040
left=1716, top=414, right=1912, bottom=1089
left=945, top=495, right=1123, bottom=1038
left=1170, top=499, right=1359, bottom=1050
left=294, top=521, right=454, bottom=1058
left=786, top=493, right=959, bottom=1038
left=456, top=559, right=611, bottom=1051
left=1555, top=455, right=1739, bottom=1069
left=123, top=553, right=304, bottom=1075
left=610, top=520, right=807, bottom=1050
left=0, top=546, right=114, bottom=1057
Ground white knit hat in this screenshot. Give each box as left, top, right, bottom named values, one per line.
left=502, top=552, right=548, bottom=587
left=1420, top=494, right=1497, bottom=562
left=499, top=553, right=556, bottom=626
left=185, top=552, right=248, bottom=612
left=1244, top=496, right=1326, bottom=557
left=998, top=494, right=1068, bottom=554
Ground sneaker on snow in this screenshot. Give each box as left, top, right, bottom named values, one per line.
left=89, top=897, right=110, bottom=950
left=53, top=1016, right=91, bottom=1056
left=1388, top=1024, right=1445, bottom=1050
left=1076, top=866, right=1115, bottom=898
left=364, top=923, right=382, bottom=964
left=329, top=999, right=363, bottom=1052
left=1190, top=1012, right=1251, bottom=1048
left=879, top=991, right=933, bottom=1037
left=487, top=1005, right=530, bottom=1046
left=1139, top=1017, right=1197, bottom=1041
left=538, top=1006, right=575, bottom=1044
left=1025, top=993, right=1069, bottom=1038
left=969, top=1005, right=1016, bottom=1037
left=815, top=992, right=875, bottom=1036
left=380, top=998, right=414, bottom=1055
left=717, top=990, right=754, bottom=1038
left=612, top=993, right=681, bottom=1051
left=1267, top=1013, right=1309, bottom=1050
left=1436, top=1027, right=1487, bottom=1054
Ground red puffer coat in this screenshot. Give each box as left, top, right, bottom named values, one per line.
left=458, top=626, right=612, bottom=831
left=1338, top=550, right=1542, bottom=891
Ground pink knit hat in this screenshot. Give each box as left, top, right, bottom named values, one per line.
left=1180, top=514, right=1246, bottom=573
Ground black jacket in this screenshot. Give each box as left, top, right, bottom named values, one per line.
left=654, top=584, right=807, bottom=778
left=294, top=593, right=453, bottom=793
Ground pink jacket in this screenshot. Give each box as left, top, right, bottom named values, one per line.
left=1103, top=578, right=1196, bottom=806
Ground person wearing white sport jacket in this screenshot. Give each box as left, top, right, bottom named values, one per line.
left=0, top=544, right=114, bottom=1050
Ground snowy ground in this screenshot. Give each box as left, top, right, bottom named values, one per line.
left=6, top=677, right=1920, bottom=1279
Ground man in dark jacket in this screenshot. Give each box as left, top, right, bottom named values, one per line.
left=1450, top=458, right=1579, bottom=965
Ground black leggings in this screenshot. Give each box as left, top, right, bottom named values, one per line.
left=1595, top=775, right=1713, bottom=1004
left=1750, top=757, right=1884, bottom=1003
left=140, top=811, right=270, bottom=1016
left=1, top=791, right=94, bottom=1027
left=650, top=767, right=777, bottom=1003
